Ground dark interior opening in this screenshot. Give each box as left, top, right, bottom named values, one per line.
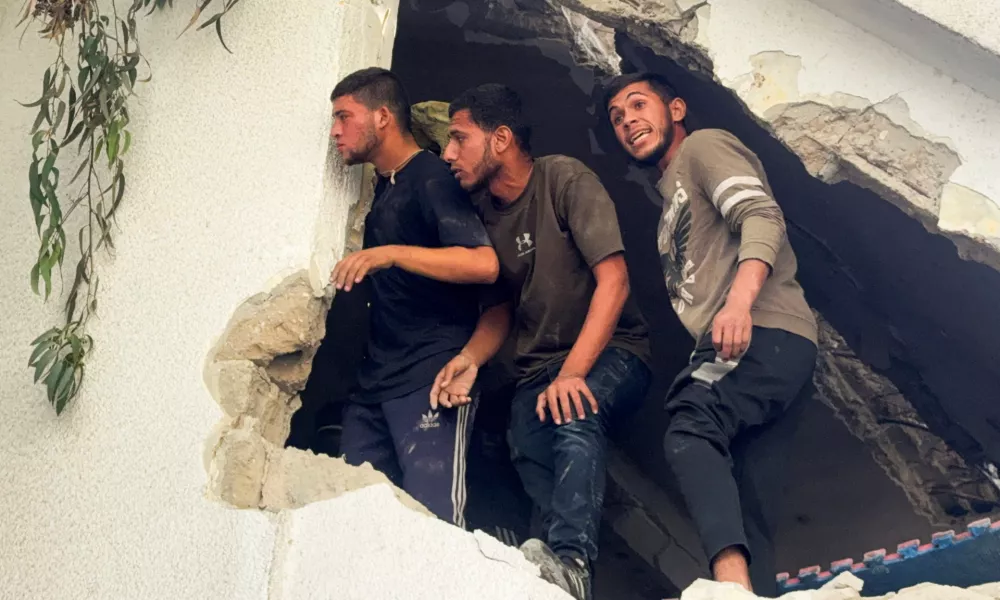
left=289, top=3, right=1000, bottom=597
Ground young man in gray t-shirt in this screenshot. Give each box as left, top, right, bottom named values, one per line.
left=605, top=72, right=818, bottom=595
left=432, top=84, right=651, bottom=600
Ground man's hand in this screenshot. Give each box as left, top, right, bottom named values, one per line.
left=430, top=352, right=478, bottom=409
left=536, top=375, right=599, bottom=425
left=330, top=246, right=397, bottom=292
left=711, top=298, right=752, bottom=361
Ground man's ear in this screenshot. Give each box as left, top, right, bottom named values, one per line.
left=374, top=106, right=392, bottom=130
left=669, top=97, right=688, bottom=124
left=491, top=125, right=514, bottom=154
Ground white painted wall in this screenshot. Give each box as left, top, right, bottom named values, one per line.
left=897, top=0, right=1000, bottom=55
left=705, top=0, right=1000, bottom=251
left=0, top=1, right=397, bottom=598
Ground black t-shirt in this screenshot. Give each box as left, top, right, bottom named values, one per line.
left=352, top=150, right=493, bottom=403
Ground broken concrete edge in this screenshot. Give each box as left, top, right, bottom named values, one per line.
left=544, top=1, right=1000, bottom=273
left=813, top=312, right=1000, bottom=526
left=199, top=268, right=434, bottom=520
left=203, top=423, right=432, bottom=516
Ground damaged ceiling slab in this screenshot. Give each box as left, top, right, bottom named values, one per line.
left=446, top=0, right=1000, bottom=271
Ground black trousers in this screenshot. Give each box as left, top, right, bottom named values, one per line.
left=663, top=325, right=817, bottom=596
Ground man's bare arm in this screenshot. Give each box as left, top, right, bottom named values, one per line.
left=535, top=253, right=630, bottom=424
left=332, top=245, right=499, bottom=291
left=559, top=252, right=630, bottom=379
left=431, top=301, right=513, bottom=409
left=459, top=301, right=513, bottom=367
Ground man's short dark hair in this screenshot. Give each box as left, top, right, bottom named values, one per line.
left=602, top=71, right=679, bottom=112
left=449, top=84, right=532, bottom=153
left=331, top=67, right=412, bottom=132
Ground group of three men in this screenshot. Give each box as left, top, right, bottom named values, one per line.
left=327, top=67, right=817, bottom=600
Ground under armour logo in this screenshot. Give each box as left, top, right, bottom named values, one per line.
left=515, top=233, right=535, bottom=256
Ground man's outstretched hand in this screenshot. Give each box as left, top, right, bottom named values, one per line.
left=430, top=352, right=478, bottom=409
left=330, top=246, right=397, bottom=292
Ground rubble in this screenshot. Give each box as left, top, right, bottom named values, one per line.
left=682, top=573, right=1000, bottom=600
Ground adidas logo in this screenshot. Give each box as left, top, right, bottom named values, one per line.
left=418, top=410, right=441, bottom=430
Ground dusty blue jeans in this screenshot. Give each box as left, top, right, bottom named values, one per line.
left=508, top=347, right=651, bottom=569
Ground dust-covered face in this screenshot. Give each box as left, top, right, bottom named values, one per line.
left=442, top=109, right=500, bottom=193
left=607, top=81, right=676, bottom=167
left=330, top=94, right=379, bottom=166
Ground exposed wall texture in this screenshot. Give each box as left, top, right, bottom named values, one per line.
left=0, top=0, right=397, bottom=597
left=556, top=0, right=1000, bottom=269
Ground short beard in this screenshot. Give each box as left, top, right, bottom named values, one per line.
left=630, top=120, right=674, bottom=168
left=342, top=122, right=379, bottom=166
left=465, top=146, right=501, bottom=194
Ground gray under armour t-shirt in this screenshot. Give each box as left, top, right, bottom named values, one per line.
left=476, top=155, right=650, bottom=383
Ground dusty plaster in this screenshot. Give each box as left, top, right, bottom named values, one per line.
left=726, top=50, right=1000, bottom=271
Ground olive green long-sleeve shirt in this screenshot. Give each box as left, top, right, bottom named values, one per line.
left=656, top=129, right=817, bottom=344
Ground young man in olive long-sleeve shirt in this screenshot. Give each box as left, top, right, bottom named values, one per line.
left=605, top=72, right=818, bottom=595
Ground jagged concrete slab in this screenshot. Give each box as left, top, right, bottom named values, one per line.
left=273, top=484, right=571, bottom=600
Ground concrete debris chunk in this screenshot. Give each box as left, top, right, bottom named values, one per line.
left=679, top=571, right=1000, bottom=600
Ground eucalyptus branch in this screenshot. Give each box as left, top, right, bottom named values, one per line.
left=18, top=0, right=245, bottom=414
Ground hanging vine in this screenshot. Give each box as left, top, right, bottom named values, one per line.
left=18, top=0, right=243, bottom=414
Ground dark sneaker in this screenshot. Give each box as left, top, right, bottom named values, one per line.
left=519, top=539, right=592, bottom=600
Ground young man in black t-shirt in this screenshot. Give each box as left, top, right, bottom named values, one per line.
left=328, top=68, right=499, bottom=527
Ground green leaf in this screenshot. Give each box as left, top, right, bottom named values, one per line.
left=62, top=122, right=86, bottom=148
left=214, top=18, right=233, bottom=54
left=40, top=152, right=57, bottom=182
left=179, top=0, right=214, bottom=38
left=39, top=254, right=53, bottom=300
left=53, top=360, right=76, bottom=405
left=65, top=87, right=78, bottom=138
left=122, top=130, right=132, bottom=156
left=31, top=108, right=47, bottom=134
left=52, top=102, right=67, bottom=133
left=68, top=157, right=89, bottom=185
left=78, top=66, right=90, bottom=91
left=30, top=262, right=41, bottom=295
left=107, top=133, right=119, bottom=163
left=112, top=171, right=126, bottom=214
left=33, top=345, right=59, bottom=384
left=44, top=357, right=66, bottom=403
left=99, top=88, right=110, bottom=123
left=29, top=339, right=55, bottom=366
left=29, top=327, right=60, bottom=347
left=17, top=95, right=48, bottom=109
left=198, top=12, right=225, bottom=30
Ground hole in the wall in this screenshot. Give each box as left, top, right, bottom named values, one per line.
left=376, top=1, right=1000, bottom=591
left=202, top=3, right=1000, bottom=595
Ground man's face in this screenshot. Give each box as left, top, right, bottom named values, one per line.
left=330, top=95, right=378, bottom=166
left=442, top=109, right=500, bottom=193
left=607, top=81, right=677, bottom=167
